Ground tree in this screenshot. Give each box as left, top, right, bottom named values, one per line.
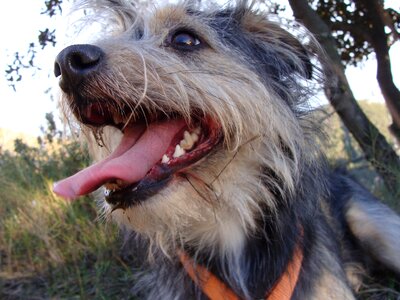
left=311, top=0, right=400, bottom=140
left=288, top=0, right=400, bottom=196
left=5, top=0, right=62, bottom=91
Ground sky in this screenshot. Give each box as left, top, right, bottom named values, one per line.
left=0, top=1, right=72, bottom=136
left=0, top=1, right=399, bottom=136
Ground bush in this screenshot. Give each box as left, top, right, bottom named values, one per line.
left=0, top=114, right=134, bottom=299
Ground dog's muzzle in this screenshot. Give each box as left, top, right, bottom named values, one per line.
left=54, top=44, right=104, bottom=93
left=52, top=44, right=223, bottom=206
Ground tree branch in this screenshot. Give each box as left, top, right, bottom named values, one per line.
left=383, top=8, right=400, bottom=42
left=288, top=0, right=400, bottom=196
left=330, top=21, right=371, bottom=42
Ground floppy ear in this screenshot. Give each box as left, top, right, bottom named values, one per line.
left=240, top=11, right=313, bottom=80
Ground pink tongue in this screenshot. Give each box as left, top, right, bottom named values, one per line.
left=53, top=119, right=186, bottom=199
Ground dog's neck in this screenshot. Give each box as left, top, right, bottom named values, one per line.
left=179, top=238, right=303, bottom=300
left=180, top=206, right=303, bottom=299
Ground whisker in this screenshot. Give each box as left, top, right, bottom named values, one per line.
left=210, top=135, right=262, bottom=185
left=183, top=174, right=213, bottom=204
left=210, top=150, right=239, bottom=185
left=122, top=52, right=148, bottom=130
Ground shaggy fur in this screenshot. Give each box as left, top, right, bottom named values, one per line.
left=54, top=1, right=400, bottom=299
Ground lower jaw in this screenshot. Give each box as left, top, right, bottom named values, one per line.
left=105, top=174, right=173, bottom=210
left=105, top=136, right=223, bottom=210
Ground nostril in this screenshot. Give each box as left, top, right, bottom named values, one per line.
left=54, top=44, right=105, bottom=90
left=69, top=50, right=102, bottom=73
left=54, top=62, right=61, bottom=77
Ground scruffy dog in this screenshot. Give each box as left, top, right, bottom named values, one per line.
left=53, top=0, right=400, bottom=299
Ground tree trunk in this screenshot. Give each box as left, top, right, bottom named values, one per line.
left=359, top=0, right=400, bottom=141
left=288, top=0, right=400, bottom=196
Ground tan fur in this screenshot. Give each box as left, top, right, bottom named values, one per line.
left=346, top=198, right=400, bottom=272
left=66, top=4, right=313, bottom=257
left=56, top=1, right=400, bottom=298
left=311, top=271, right=356, bottom=300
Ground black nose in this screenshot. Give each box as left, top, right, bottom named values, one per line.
left=54, top=44, right=104, bottom=92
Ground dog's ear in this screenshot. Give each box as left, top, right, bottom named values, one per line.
left=240, top=11, right=313, bottom=80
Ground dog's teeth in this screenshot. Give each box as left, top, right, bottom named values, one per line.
left=191, top=132, right=199, bottom=143
left=184, top=130, right=192, bottom=142
left=180, top=131, right=194, bottom=150
left=173, top=144, right=186, bottom=158
left=162, top=154, right=170, bottom=163
left=179, top=140, right=189, bottom=149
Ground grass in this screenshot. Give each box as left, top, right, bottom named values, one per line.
left=318, top=101, right=400, bottom=211
left=0, top=176, right=136, bottom=299
left=0, top=131, right=137, bottom=299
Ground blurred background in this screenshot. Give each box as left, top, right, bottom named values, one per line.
left=0, top=0, right=399, bottom=299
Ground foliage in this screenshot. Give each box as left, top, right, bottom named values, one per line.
left=322, top=100, right=395, bottom=159
left=0, top=114, right=134, bottom=299
left=0, top=113, right=88, bottom=187
left=42, top=0, right=63, bottom=17
left=309, top=0, right=400, bottom=66
left=319, top=100, right=400, bottom=209
left=5, top=0, right=63, bottom=90
left=288, top=0, right=400, bottom=194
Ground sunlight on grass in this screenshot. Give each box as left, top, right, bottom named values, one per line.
left=0, top=122, right=136, bottom=299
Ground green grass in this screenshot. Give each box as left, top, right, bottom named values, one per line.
left=0, top=132, right=137, bottom=299
left=0, top=172, right=135, bottom=299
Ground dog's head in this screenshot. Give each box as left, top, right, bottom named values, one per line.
left=54, top=0, right=320, bottom=252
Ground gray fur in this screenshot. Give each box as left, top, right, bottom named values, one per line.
left=55, top=1, right=400, bottom=299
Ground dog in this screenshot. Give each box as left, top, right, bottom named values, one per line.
left=53, top=0, right=400, bottom=299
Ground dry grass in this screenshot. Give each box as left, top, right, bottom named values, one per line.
left=0, top=177, right=136, bottom=299
left=0, top=135, right=137, bottom=299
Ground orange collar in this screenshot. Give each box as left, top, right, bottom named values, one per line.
left=179, top=243, right=303, bottom=300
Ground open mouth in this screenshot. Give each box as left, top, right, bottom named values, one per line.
left=53, top=100, right=222, bottom=209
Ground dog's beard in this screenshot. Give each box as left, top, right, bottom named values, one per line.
left=96, top=128, right=265, bottom=255
left=52, top=3, right=315, bottom=255
left=53, top=85, right=305, bottom=254
left=54, top=107, right=282, bottom=254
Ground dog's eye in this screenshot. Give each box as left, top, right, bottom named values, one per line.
left=170, top=31, right=201, bottom=50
